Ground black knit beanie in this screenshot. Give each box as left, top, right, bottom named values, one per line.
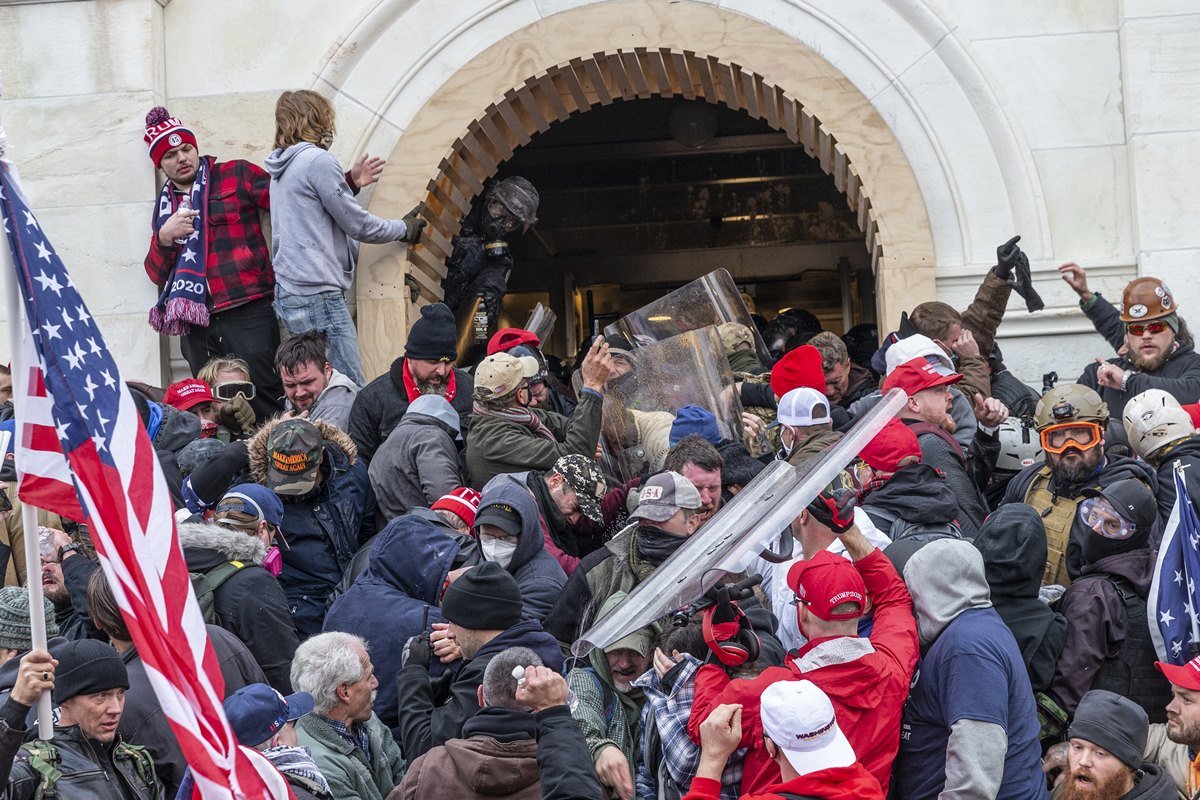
left=404, top=303, right=459, bottom=362
left=440, top=562, right=523, bottom=630
left=53, top=639, right=129, bottom=704
left=1067, top=689, right=1147, bottom=769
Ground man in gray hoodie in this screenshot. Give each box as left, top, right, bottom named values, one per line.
left=276, top=331, right=358, bottom=432
left=892, top=538, right=1048, bottom=800
left=368, top=394, right=465, bottom=521
left=264, top=89, right=425, bottom=387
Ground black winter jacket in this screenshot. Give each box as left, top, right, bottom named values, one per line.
left=347, top=358, right=474, bottom=463
left=901, top=419, right=990, bottom=539
left=1147, top=437, right=1200, bottom=537
left=475, top=480, right=567, bottom=622
left=859, top=463, right=964, bottom=537
left=178, top=522, right=299, bottom=693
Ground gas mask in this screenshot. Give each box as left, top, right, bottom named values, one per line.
left=263, top=546, right=283, bottom=577
left=480, top=537, right=517, bottom=569
left=481, top=177, right=539, bottom=254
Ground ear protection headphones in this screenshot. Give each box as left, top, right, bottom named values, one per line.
left=701, top=585, right=761, bottom=667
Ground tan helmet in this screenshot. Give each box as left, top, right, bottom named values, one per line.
left=1120, top=277, right=1176, bottom=322
left=1123, top=389, right=1194, bottom=459
left=1034, top=384, right=1109, bottom=431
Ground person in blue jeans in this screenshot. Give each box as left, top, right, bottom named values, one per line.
left=264, top=89, right=425, bottom=387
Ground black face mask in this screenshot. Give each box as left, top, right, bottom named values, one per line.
left=636, top=525, right=687, bottom=565
left=1080, top=527, right=1148, bottom=567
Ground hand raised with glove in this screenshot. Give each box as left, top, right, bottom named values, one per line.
left=806, top=487, right=856, bottom=533
left=218, top=393, right=256, bottom=435
left=995, top=235, right=1023, bottom=281
left=400, top=208, right=427, bottom=244
left=401, top=632, right=433, bottom=670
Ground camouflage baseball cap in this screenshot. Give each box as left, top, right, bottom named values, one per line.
left=264, top=419, right=324, bottom=496
left=552, top=454, right=607, bottom=524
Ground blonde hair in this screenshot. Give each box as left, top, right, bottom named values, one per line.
left=197, top=356, right=251, bottom=387
left=274, top=90, right=336, bottom=150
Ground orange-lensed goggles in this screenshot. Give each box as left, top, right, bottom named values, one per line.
left=1039, top=421, right=1102, bottom=454
left=1126, top=321, right=1169, bottom=337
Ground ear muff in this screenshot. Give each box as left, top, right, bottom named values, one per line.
left=701, top=602, right=761, bottom=667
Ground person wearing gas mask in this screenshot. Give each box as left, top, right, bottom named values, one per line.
left=466, top=340, right=611, bottom=488
left=1046, top=479, right=1172, bottom=727
left=264, top=89, right=425, bottom=387
left=180, top=492, right=300, bottom=695
left=472, top=481, right=566, bottom=623
left=1001, top=384, right=1158, bottom=587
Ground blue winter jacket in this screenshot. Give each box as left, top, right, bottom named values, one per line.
left=324, top=514, right=459, bottom=739
left=476, top=480, right=566, bottom=623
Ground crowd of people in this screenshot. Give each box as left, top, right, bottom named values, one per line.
left=0, top=94, right=1196, bottom=800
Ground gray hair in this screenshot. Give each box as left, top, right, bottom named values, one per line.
left=481, top=646, right=543, bottom=709
left=290, top=632, right=369, bottom=715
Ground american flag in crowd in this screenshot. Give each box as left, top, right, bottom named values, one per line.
left=1, top=161, right=291, bottom=798
left=1149, top=463, right=1200, bottom=663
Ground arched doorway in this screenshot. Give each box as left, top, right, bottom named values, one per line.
left=409, top=49, right=882, bottom=356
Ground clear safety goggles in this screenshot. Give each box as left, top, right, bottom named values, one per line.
left=1039, top=421, right=1102, bottom=455
left=1079, top=497, right=1137, bottom=540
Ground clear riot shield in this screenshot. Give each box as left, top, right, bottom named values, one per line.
left=574, top=388, right=908, bottom=656
left=596, top=326, right=741, bottom=483
left=524, top=303, right=557, bottom=345
left=603, top=269, right=771, bottom=366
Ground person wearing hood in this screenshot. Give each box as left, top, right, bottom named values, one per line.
left=853, top=419, right=966, bottom=543
left=1048, top=479, right=1172, bottom=723
left=395, top=562, right=564, bottom=760
left=974, top=504, right=1067, bottom=695
left=566, top=593, right=655, bottom=800
left=370, top=394, right=464, bottom=521
left=276, top=331, right=358, bottom=432
left=348, top=302, right=475, bottom=464
left=1048, top=690, right=1177, bottom=800
left=1002, top=383, right=1159, bottom=586
left=473, top=483, right=566, bottom=623
left=189, top=486, right=300, bottom=693
left=324, top=513, right=460, bottom=739
left=684, top=681, right=884, bottom=800
left=892, top=538, right=1046, bottom=800
left=264, top=89, right=425, bottom=387
left=394, top=647, right=601, bottom=800
left=1123, top=389, right=1200, bottom=526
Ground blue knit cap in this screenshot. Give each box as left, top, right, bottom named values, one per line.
left=670, top=405, right=721, bottom=446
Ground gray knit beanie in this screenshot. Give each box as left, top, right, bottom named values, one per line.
left=0, top=587, right=59, bottom=651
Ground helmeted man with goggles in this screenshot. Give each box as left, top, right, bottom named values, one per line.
left=1000, top=383, right=1158, bottom=587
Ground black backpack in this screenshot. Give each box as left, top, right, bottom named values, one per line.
left=863, top=504, right=963, bottom=544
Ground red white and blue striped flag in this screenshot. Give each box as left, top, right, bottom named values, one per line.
left=1, top=160, right=291, bottom=798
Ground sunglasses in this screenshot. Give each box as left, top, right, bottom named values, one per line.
left=214, top=381, right=256, bottom=401
left=1126, top=321, right=1169, bottom=337
left=1039, top=421, right=1102, bottom=455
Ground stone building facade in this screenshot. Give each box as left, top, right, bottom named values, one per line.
left=1, top=0, right=1197, bottom=388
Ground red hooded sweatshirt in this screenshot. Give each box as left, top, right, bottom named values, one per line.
left=681, top=764, right=884, bottom=800
left=687, top=549, right=918, bottom=796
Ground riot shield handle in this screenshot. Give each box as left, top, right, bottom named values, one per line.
left=755, top=528, right=794, bottom=563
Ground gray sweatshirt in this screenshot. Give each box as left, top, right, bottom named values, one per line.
left=263, top=142, right=408, bottom=295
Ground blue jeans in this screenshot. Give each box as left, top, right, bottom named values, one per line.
left=273, top=288, right=366, bottom=387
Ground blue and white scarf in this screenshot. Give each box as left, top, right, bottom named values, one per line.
left=149, top=157, right=211, bottom=335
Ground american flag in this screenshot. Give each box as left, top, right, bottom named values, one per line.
left=1, top=161, right=291, bottom=798
left=1149, top=463, right=1200, bottom=663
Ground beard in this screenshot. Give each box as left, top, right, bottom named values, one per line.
left=1048, top=445, right=1103, bottom=485
left=1167, top=714, right=1200, bottom=748
left=1128, top=345, right=1170, bottom=372
left=1058, top=766, right=1133, bottom=800
left=416, top=376, right=449, bottom=395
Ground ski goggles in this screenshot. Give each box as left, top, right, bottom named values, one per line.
left=1079, top=497, right=1137, bottom=540
left=1039, top=421, right=1102, bottom=454
left=214, top=381, right=256, bottom=401
left=1126, top=321, right=1170, bottom=337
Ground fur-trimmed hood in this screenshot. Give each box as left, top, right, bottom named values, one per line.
left=246, top=416, right=358, bottom=486
left=176, top=520, right=265, bottom=566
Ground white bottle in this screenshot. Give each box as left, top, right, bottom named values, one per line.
left=174, top=195, right=192, bottom=245
left=512, top=665, right=578, bottom=712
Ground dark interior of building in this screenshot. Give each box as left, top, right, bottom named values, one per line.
left=490, top=96, right=874, bottom=357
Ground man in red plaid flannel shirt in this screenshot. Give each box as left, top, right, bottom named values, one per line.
left=143, top=107, right=285, bottom=424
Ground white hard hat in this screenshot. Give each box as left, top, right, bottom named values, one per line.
left=1123, top=389, right=1194, bottom=459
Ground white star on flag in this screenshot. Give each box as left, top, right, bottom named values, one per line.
left=1162, top=608, right=1176, bottom=626
left=33, top=241, right=52, bottom=264
left=181, top=248, right=197, bottom=263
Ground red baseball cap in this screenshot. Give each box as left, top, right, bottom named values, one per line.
left=1156, top=655, right=1200, bottom=691
left=859, top=418, right=921, bottom=473
left=771, top=345, right=827, bottom=399
left=1183, top=403, right=1200, bottom=431
left=163, top=379, right=216, bottom=412
left=882, top=357, right=963, bottom=396
left=487, top=328, right=541, bottom=356
left=786, top=551, right=866, bottom=621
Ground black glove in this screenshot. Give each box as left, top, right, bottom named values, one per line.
left=807, top=488, right=856, bottom=533
left=402, top=632, right=432, bottom=669
left=1011, top=247, right=1045, bottom=313
left=400, top=210, right=427, bottom=244
left=995, top=235, right=1022, bottom=280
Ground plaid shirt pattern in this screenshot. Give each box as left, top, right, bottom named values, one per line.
left=634, top=655, right=744, bottom=800
left=144, top=156, right=273, bottom=314
left=316, top=715, right=373, bottom=766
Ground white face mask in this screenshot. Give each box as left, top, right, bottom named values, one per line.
left=480, top=537, right=517, bottom=570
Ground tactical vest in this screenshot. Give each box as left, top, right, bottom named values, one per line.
left=1089, top=574, right=1173, bottom=724
left=1023, top=467, right=1079, bottom=587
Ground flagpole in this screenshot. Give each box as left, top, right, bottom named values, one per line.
left=0, top=165, right=54, bottom=740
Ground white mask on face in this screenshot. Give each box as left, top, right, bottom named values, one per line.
left=480, top=537, right=517, bottom=570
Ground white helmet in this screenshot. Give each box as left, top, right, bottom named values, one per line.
left=1123, top=389, right=1195, bottom=459
left=996, top=416, right=1042, bottom=472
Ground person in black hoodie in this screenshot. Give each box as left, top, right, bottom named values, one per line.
left=974, top=504, right=1067, bottom=694
left=395, top=562, right=564, bottom=760
left=1048, top=480, right=1172, bottom=723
